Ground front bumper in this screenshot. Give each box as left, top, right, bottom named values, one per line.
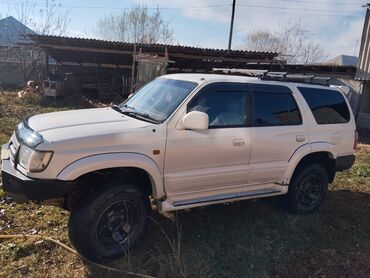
left=1, top=158, right=72, bottom=203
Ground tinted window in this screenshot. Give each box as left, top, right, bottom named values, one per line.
left=252, top=84, right=302, bottom=127
left=188, top=84, right=246, bottom=128
left=298, top=87, right=350, bottom=124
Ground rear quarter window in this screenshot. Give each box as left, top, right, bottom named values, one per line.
left=251, top=84, right=302, bottom=127
left=298, top=87, right=350, bottom=125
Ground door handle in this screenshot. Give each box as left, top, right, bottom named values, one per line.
left=233, top=138, right=245, bottom=146
left=296, top=135, right=306, bottom=142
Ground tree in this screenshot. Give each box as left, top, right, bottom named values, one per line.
left=241, top=23, right=329, bottom=64
left=95, top=5, right=173, bottom=44
left=13, top=0, right=70, bottom=36
left=3, top=0, right=70, bottom=83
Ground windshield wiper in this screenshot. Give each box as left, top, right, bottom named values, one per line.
left=111, top=105, right=125, bottom=114
left=123, top=110, right=159, bottom=124
left=115, top=104, right=159, bottom=123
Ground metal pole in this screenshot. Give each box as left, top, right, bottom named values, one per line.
left=228, top=0, right=236, bottom=51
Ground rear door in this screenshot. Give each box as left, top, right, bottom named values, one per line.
left=248, top=83, right=308, bottom=184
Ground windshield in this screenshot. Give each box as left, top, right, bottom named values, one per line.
left=119, top=78, right=198, bottom=123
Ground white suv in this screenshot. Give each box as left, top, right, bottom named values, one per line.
left=1, top=73, right=356, bottom=262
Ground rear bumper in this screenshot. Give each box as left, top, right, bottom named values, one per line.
left=1, top=158, right=72, bottom=203
left=336, top=154, right=356, bottom=172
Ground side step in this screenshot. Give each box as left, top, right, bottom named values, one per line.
left=173, top=188, right=281, bottom=207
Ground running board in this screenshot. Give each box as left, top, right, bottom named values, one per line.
left=173, top=188, right=281, bottom=207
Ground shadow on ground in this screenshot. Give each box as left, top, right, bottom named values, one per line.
left=85, top=189, right=370, bottom=278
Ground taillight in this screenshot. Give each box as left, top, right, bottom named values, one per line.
left=354, top=130, right=358, bottom=150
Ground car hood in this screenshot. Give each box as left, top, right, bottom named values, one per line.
left=27, top=107, right=152, bottom=143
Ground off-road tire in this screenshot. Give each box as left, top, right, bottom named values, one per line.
left=68, top=184, right=149, bottom=262
left=286, top=164, right=328, bottom=214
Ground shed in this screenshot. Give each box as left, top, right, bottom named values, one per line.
left=30, top=35, right=278, bottom=98
left=29, top=35, right=361, bottom=116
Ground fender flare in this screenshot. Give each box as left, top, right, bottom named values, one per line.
left=56, top=153, right=164, bottom=199
left=284, top=142, right=336, bottom=183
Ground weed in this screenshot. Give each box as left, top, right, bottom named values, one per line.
left=357, top=164, right=370, bottom=178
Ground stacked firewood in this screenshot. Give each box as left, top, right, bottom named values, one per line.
left=17, top=81, right=41, bottom=98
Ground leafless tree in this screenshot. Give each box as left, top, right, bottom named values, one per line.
left=13, top=0, right=70, bottom=36
left=95, top=5, right=173, bottom=44
left=2, top=0, right=70, bottom=84
left=241, top=23, right=329, bottom=64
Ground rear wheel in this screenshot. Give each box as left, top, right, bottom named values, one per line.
left=68, top=185, right=149, bottom=262
left=286, top=164, right=328, bottom=214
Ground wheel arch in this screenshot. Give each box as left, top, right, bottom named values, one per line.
left=286, top=143, right=337, bottom=184
left=57, top=153, right=165, bottom=199
left=288, top=152, right=336, bottom=184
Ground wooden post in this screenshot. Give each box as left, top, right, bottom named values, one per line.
left=44, top=51, right=49, bottom=79
left=130, top=45, right=136, bottom=94
left=165, top=46, right=169, bottom=73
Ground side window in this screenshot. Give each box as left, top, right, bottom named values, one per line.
left=251, top=84, right=302, bottom=127
left=188, top=84, right=247, bottom=128
left=298, top=87, right=350, bottom=124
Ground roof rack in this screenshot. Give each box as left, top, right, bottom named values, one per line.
left=212, top=68, right=331, bottom=86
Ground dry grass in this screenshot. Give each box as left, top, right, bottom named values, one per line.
left=0, top=92, right=369, bottom=277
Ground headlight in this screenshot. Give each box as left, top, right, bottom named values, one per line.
left=16, top=121, right=43, bottom=148
left=18, top=145, right=53, bottom=172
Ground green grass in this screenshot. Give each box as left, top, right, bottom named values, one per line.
left=0, top=92, right=369, bottom=277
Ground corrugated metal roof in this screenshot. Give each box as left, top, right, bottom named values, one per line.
left=356, top=8, right=370, bottom=81
left=29, top=34, right=278, bottom=60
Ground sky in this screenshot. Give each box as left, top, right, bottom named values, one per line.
left=0, top=0, right=368, bottom=59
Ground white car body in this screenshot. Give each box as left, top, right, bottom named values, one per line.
left=1, top=73, right=357, bottom=212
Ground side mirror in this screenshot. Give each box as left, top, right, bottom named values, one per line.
left=128, top=93, right=134, bottom=99
left=182, top=111, right=209, bottom=130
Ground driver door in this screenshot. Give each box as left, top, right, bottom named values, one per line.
left=164, top=82, right=252, bottom=203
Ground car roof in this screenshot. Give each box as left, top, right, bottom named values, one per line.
left=160, top=73, right=335, bottom=90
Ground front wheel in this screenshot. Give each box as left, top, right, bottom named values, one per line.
left=68, top=185, right=149, bottom=262
left=286, top=164, right=328, bottom=214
